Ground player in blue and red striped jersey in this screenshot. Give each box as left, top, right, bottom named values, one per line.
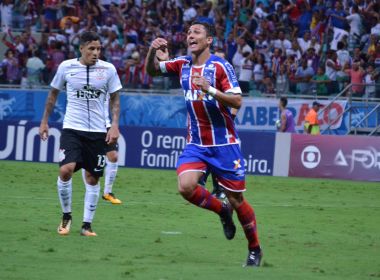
left=145, top=21, right=262, bottom=267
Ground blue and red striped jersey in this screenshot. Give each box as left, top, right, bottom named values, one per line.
left=159, top=54, right=242, bottom=147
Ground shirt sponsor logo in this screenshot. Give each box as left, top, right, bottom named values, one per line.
left=76, top=85, right=102, bottom=99
left=184, top=90, right=214, bottom=101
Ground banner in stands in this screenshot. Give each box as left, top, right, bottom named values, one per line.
left=0, top=121, right=276, bottom=176
left=289, top=134, right=380, bottom=181
left=236, top=98, right=347, bottom=132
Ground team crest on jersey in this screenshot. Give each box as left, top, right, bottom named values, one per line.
left=95, top=68, right=106, bottom=80
left=59, top=149, right=66, bottom=162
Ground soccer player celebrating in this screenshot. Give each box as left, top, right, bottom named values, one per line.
left=145, top=22, right=262, bottom=267
left=39, top=31, right=122, bottom=236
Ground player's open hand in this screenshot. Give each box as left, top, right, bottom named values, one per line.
left=39, top=122, right=49, bottom=141
left=106, top=126, right=119, bottom=145
left=191, top=74, right=211, bottom=92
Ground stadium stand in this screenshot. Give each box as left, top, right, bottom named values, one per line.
left=0, top=0, right=379, bottom=134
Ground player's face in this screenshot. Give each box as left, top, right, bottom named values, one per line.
left=80, top=40, right=101, bottom=65
left=187, top=24, right=213, bottom=54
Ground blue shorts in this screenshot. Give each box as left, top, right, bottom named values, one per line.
left=176, top=144, right=246, bottom=192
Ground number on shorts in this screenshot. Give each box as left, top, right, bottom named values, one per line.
left=97, top=155, right=106, bottom=167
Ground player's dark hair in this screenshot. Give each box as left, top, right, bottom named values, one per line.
left=79, top=31, right=101, bottom=46
left=190, top=21, right=215, bottom=37
left=280, top=97, right=288, bottom=107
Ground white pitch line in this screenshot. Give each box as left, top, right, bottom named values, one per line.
left=161, top=231, right=182, bottom=235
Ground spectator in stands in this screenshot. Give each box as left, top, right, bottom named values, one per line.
left=24, top=1, right=39, bottom=31
left=305, top=47, right=320, bottom=73
left=252, top=52, right=266, bottom=91
left=0, top=0, right=13, bottom=32
left=345, top=60, right=366, bottom=95
left=363, top=63, right=380, bottom=99
left=273, top=30, right=292, bottom=53
left=124, top=51, right=144, bottom=88
left=311, top=66, right=331, bottom=96
left=232, top=36, right=252, bottom=78
left=42, top=0, right=61, bottom=31
left=295, top=58, right=314, bottom=95
left=85, top=0, right=104, bottom=29
left=271, top=48, right=284, bottom=77
left=325, top=50, right=341, bottom=93
left=297, top=30, right=312, bottom=54
left=286, top=38, right=302, bottom=60
left=276, top=64, right=290, bottom=96
left=304, top=101, right=321, bottom=135
left=238, top=51, right=253, bottom=95
left=183, top=0, right=197, bottom=23
left=102, top=17, right=120, bottom=37
left=294, top=1, right=312, bottom=38
left=1, top=49, right=20, bottom=84
left=25, top=50, right=45, bottom=88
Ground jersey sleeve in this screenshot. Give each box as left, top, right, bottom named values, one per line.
left=215, top=61, right=242, bottom=94
left=107, top=64, right=123, bottom=94
left=159, top=57, right=187, bottom=76
left=50, top=62, right=67, bottom=90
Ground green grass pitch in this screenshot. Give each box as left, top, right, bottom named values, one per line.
left=0, top=160, right=379, bottom=280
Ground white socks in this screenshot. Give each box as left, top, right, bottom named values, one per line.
left=57, top=177, right=72, bottom=213
left=104, top=159, right=118, bottom=195
left=83, top=183, right=100, bottom=223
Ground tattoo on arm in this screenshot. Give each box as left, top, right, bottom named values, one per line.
left=41, top=89, right=59, bottom=123
left=110, top=92, right=120, bottom=125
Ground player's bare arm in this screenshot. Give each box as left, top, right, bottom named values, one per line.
left=106, top=91, right=120, bottom=145
left=145, top=38, right=168, bottom=76
left=280, top=113, right=287, bottom=132
left=191, top=75, right=242, bottom=109
left=39, top=88, right=60, bottom=140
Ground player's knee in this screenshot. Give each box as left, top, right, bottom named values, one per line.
left=107, top=151, right=118, bottom=162
left=59, top=165, right=74, bottom=181
left=226, top=191, right=244, bottom=208
left=178, top=182, right=196, bottom=198
left=86, top=175, right=99, bottom=185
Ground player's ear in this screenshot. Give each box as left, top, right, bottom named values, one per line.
left=207, top=36, right=213, bottom=45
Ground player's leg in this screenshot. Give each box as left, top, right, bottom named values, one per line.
left=102, top=146, right=122, bottom=204
left=79, top=131, right=107, bottom=236
left=81, top=170, right=100, bottom=236
left=211, top=173, right=226, bottom=200
left=200, top=169, right=226, bottom=200
left=225, top=191, right=262, bottom=267
left=56, top=129, right=85, bottom=235
left=213, top=144, right=262, bottom=266
left=177, top=145, right=235, bottom=240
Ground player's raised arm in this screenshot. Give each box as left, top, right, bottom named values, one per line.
left=39, top=87, right=60, bottom=140
left=145, top=37, right=169, bottom=76
left=106, top=91, right=120, bottom=145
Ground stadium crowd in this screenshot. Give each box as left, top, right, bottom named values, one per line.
left=0, top=0, right=379, bottom=97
